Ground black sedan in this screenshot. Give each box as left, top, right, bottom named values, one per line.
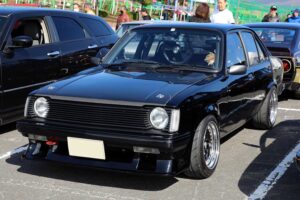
left=0, top=7, right=117, bottom=125
left=18, top=23, right=279, bottom=179
left=246, top=23, right=300, bottom=98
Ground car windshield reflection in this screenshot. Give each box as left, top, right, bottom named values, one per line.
left=103, top=28, right=222, bottom=71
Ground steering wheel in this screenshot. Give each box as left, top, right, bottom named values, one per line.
left=161, top=41, right=193, bottom=65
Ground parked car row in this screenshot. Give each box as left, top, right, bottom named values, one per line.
left=0, top=6, right=298, bottom=178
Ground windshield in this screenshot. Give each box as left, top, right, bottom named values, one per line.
left=252, top=28, right=295, bottom=45
left=0, top=17, right=7, bottom=34
left=104, top=28, right=222, bottom=71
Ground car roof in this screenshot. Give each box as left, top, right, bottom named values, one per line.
left=120, top=20, right=180, bottom=25
left=245, top=22, right=300, bottom=29
left=0, top=6, right=90, bottom=18
left=131, top=22, right=250, bottom=33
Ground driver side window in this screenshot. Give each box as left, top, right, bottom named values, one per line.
left=11, top=18, right=49, bottom=47
left=226, top=33, right=246, bottom=68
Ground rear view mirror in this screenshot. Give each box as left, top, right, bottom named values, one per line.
left=228, top=65, right=247, bottom=75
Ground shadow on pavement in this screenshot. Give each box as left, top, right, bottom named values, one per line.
left=0, top=122, right=16, bottom=135
left=5, top=152, right=178, bottom=191
left=238, top=120, right=300, bottom=198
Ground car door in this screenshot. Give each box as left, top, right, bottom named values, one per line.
left=51, top=16, right=99, bottom=76
left=219, top=32, right=257, bottom=133
left=0, top=16, right=61, bottom=124
left=79, top=16, right=117, bottom=58
left=240, top=31, right=273, bottom=117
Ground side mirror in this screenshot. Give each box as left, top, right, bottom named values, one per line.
left=12, top=35, right=33, bottom=48
left=228, top=64, right=247, bottom=75
left=91, top=57, right=102, bottom=65
left=3, top=36, right=33, bottom=55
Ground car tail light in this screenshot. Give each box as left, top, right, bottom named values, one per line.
left=282, top=59, right=291, bottom=73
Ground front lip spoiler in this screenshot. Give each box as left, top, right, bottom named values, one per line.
left=23, top=143, right=186, bottom=176
left=17, top=120, right=191, bottom=152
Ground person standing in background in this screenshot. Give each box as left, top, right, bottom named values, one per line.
left=73, top=3, right=81, bottom=12
left=84, top=3, right=96, bottom=15
left=189, top=3, right=211, bottom=23
left=141, top=8, right=151, bottom=20
left=210, top=0, right=235, bottom=24
left=288, top=9, right=300, bottom=23
left=116, top=7, right=130, bottom=30
left=262, top=5, right=280, bottom=22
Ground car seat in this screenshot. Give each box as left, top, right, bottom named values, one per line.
left=22, top=21, right=43, bottom=46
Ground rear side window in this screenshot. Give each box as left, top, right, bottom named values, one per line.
left=241, top=32, right=260, bottom=66
left=52, top=16, right=85, bottom=41
left=226, top=33, right=246, bottom=67
left=80, top=17, right=111, bottom=36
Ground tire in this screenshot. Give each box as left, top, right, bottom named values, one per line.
left=252, top=87, right=278, bottom=129
left=185, top=115, right=220, bottom=179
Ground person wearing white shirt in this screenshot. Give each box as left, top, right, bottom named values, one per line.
left=210, top=0, right=235, bottom=24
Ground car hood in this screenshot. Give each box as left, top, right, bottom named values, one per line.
left=35, top=69, right=214, bottom=106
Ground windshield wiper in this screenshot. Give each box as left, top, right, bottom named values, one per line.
left=154, top=64, right=207, bottom=72
left=105, top=59, right=160, bottom=68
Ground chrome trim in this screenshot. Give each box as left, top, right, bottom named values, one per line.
left=47, top=51, right=60, bottom=57
left=24, top=97, right=30, bottom=117
left=2, top=81, right=54, bottom=93
left=40, top=95, right=167, bottom=107
left=88, top=44, right=98, bottom=49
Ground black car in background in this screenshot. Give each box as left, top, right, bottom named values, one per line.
left=18, top=24, right=279, bottom=179
left=246, top=23, right=300, bottom=98
left=0, top=7, right=117, bottom=125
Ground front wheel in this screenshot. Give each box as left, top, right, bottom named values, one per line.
left=185, top=115, right=220, bottom=179
left=252, top=87, right=278, bottom=129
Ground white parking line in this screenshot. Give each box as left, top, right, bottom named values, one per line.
left=0, top=145, right=27, bottom=160
left=278, top=107, right=300, bottom=112
left=248, top=143, right=300, bottom=200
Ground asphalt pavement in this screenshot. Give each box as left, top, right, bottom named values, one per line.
left=0, top=93, right=299, bottom=200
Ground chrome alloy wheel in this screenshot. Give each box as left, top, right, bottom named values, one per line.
left=269, top=89, right=278, bottom=125
left=203, top=121, right=220, bottom=169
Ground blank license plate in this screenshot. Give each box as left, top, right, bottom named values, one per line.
left=67, top=137, right=106, bottom=160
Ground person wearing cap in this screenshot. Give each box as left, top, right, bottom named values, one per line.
left=288, top=9, right=300, bottom=23
left=141, top=8, right=151, bottom=20
left=262, top=5, right=280, bottom=22
left=210, top=0, right=235, bottom=24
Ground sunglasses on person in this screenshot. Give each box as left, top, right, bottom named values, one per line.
left=271, top=8, right=277, bottom=11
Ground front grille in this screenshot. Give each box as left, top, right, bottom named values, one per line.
left=27, top=97, right=171, bottom=130
left=279, top=57, right=295, bottom=82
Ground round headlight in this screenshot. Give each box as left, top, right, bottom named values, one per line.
left=150, top=107, right=169, bottom=129
left=33, top=97, right=49, bottom=118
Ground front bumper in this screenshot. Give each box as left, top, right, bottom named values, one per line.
left=17, top=120, right=191, bottom=176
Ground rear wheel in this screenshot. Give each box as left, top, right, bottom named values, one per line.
left=185, top=115, right=220, bottom=179
left=252, top=87, right=278, bottom=129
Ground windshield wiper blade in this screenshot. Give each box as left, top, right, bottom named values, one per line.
left=104, top=59, right=162, bottom=69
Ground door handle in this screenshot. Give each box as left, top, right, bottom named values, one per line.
left=47, top=51, right=60, bottom=57
left=88, top=44, right=98, bottom=49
